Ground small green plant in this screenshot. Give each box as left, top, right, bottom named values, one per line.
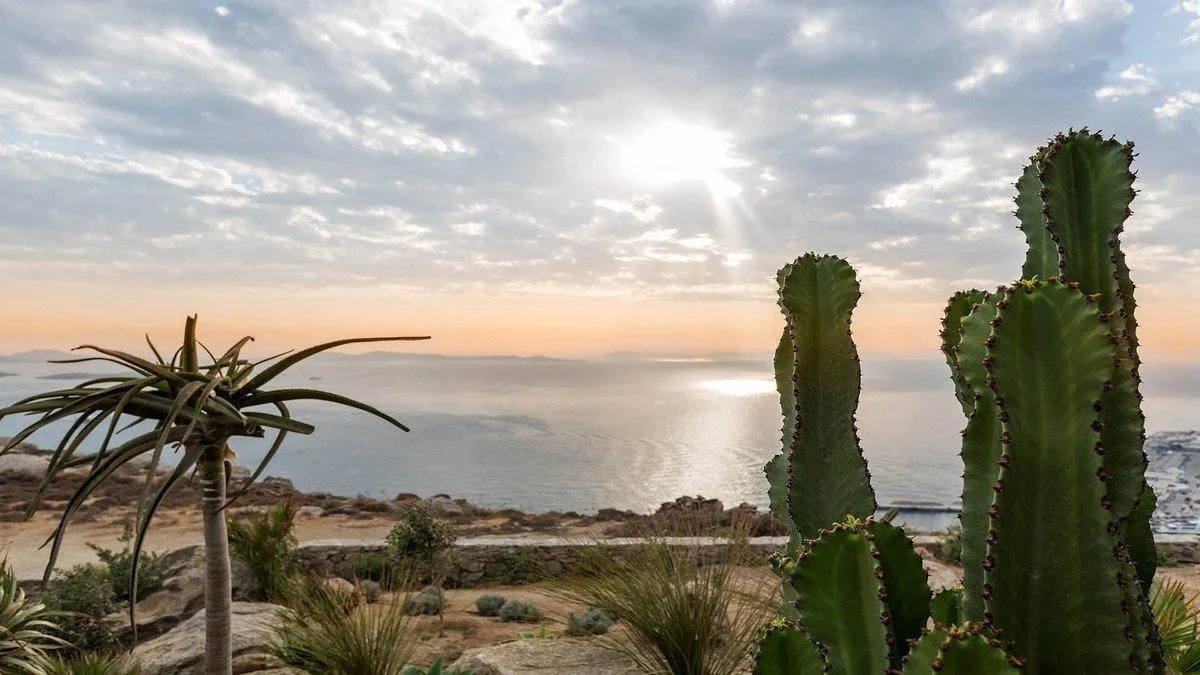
left=227, top=497, right=301, bottom=602
left=271, top=575, right=418, bottom=675
left=40, top=564, right=122, bottom=655
left=387, top=506, right=455, bottom=562
left=1, top=556, right=67, bottom=673
left=88, top=521, right=171, bottom=604
left=401, top=656, right=476, bottom=675
left=402, top=585, right=445, bottom=616
left=44, top=653, right=143, bottom=674
left=926, top=523, right=962, bottom=566
left=497, top=548, right=540, bottom=585
left=565, top=607, right=613, bottom=636
left=352, top=552, right=393, bottom=583
left=359, top=580, right=382, bottom=604
left=474, top=594, right=506, bottom=617
left=518, top=624, right=555, bottom=639
left=1152, top=578, right=1200, bottom=673
left=497, top=599, right=542, bottom=623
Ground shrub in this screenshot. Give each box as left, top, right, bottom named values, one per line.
left=1, top=556, right=66, bottom=671
left=565, top=607, right=613, bottom=636
left=926, top=523, right=962, bottom=566
left=497, top=549, right=540, bottom=586
left=40, top=564, right=123, bottom=655
left=402, top=585, right=445, bottom=616
left=1151, top=577, right=1200, bottom=673
left=271, top=575, right=418, bottom=675
left=44, top=653, right=143, bottom=674
left=227, top=498, right=301, bottom=602
left=88, top=521, right=171, bottom=604
left=548, top=528, right=776, bottom=675
left=387, top=506, right=455, bottom=564
left=497, top=600, right=542, bottom=623
left=474, top=594, right=506, bottom=617
left=352, top=552, right=393, bottom=583
left=359, top=580, right=382, bottom=604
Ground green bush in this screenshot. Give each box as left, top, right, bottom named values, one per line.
left=87, top=521, right=171, bottom=604
left=1, top=556, right=66, bottom=671
left=227, top=499, right=301, bottom=602
left=359, top=580, right=382, bottom=604
left=497, top=549, right=540, bottom=586
left=387, top=506, right=455, bottom=563
left=565, top=607, right=613, bottom=636
left=40, top=564, right=123, bottom=655
left=402, top=585, right=445, bottom=616
left=271, top=576, right=418, bottom=675
left=401, top=656, right=476, bottom=675
left=926, top=523, right=962, bottom=566
left=44, top=653, right=143, bottom=674
left=474, top=594, right=506, bottom=617
left=352, top=552, right=393, bottom=583
left=497, top=600, right=542, bottom=623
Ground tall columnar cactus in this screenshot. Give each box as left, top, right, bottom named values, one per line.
left=764, top=254, right=876, bottom=544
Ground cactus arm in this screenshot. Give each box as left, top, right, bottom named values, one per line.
left=983, top=280, right=1132, bottom=670
left=869, top=520, right=932, bottom=666
left=941, top=290, right=987, bottom=417
left=902, top=626, right=1019, bottom=674
left=952, top=294, right=1001, bottom=621
left=1016, top=160, right=1056, bottom=279
left=789, top=524, right=889, bottom=675
left=766, top=331, right=799, bottom=542
left=930, top=587, right=963, bottom=627
left=1036, top=129, right=1146, bottom=519
left=752, top=619, right=827, bottom=674
left=776, top=254, right=876, bottom=537
left=1126, top=482, right=1158, bottom=596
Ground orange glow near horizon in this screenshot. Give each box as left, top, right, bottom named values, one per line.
left=0, top=279, right=1197, bottom=362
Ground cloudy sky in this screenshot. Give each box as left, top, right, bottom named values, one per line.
left=0, top=0, right=1197, bottom=359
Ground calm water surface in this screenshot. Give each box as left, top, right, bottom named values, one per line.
left=1, top=356, right=1196, bottom=517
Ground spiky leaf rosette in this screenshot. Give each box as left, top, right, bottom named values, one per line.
left=752, top=618, right=827, bottom=674
left=765, top=254, right=876, bottom=542
left=0, top=316, right=428, bottom=634
left=981, top=279, right=1155, bottom=671
left=902, top=624, right=1019, bottom=674
left=785, top=517, right=929, bottom=674
left=946, top=292, right=1002, bottom=621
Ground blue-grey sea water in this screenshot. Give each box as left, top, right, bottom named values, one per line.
left=1, top=355, right=1196, bottom=526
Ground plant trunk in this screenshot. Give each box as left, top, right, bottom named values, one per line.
left=199, top=446, right=233, bottom=675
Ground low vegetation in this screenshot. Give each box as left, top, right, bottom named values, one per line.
left=227, top=498, right=302, bottom=602
left=1, top=557, right=65, bottom=672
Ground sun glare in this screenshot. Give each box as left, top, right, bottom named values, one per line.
left=620, top=122, right=745, bottom=196
left=698, top=378, right=775, bottom=397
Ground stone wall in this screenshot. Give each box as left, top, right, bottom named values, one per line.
left=298, top=537, right=782, bottom=587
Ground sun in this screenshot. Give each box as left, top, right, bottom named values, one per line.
left=620, top=122, right=746, bottom=196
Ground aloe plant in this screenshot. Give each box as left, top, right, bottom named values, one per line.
left=1, top=556, right=66, bottom=673
left=0, top=317, right=428, bottom=675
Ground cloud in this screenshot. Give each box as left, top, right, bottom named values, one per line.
left=0, top=0, right=1195, bottom=319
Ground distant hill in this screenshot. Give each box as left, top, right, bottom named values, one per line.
left=0, top=350, right=75, bottom=362
left=314, top=351, right=580, bottom=362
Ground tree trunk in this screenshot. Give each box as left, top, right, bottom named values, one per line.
left=199, top=446, right=233, bottom=675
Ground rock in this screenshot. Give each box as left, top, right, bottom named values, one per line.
left=394, top=492, right=421, bottom=503
left=231, top=652, right=297, bottom=674
left=107, top=555, right=262, bottom=641
left=426, top=495, right=465, bottom=516
left=129, top=602, right=286, bottom=675
left=323, top=577, right=362, bottom=610
left=449, top=638, right=643, bottom=674
left=358, top=579, right=382, bottom=604
left=0, top=453, right=49, bottom=477
left=655, top=495, right=724, bottom=515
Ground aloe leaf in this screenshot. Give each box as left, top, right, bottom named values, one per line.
left=238, top=388, right=410, bottom=432
left=181, top=315, right=199, bottom=373
left=238, top=336, right=429, bottom=395
left=243, top=412, right=314, bottom=434
left=223, top=402, right=290, bottom=509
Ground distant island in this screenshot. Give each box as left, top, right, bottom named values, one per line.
left=314, top=351, right=580, bottom=362
left=36, top=372, right=115, bottom=381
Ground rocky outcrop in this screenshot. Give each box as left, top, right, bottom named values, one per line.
left=449, top=638, right=644, bottom=674
left=129, top=602, right=286, bottom=675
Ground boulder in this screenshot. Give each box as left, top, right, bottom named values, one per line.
left=231, top=652, right=304, bottom=674
left=0, top=453, right=49, bottom=477
left=425, top=495, right=465, bottom=516
left=129, top=602, right=286, bottom=675
left=449, top=638, right=643, bottom=674
left=107, top=556, right=262, bottom=641
left=323, top=576, right=362, bottom=610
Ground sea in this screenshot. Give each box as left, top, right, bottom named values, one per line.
left=1, top=353, right=1197, bottom=532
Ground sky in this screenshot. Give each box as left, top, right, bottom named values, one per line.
left=0, top=0, right=1197, bottom=360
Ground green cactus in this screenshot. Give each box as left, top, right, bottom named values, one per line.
left=752, top=619, right=826, bottom=674
left=929, top=587, right=964, bottom=627
left=765, top=254, right=876, bottom=542
left=903, top=625, right=1020, bottom=674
